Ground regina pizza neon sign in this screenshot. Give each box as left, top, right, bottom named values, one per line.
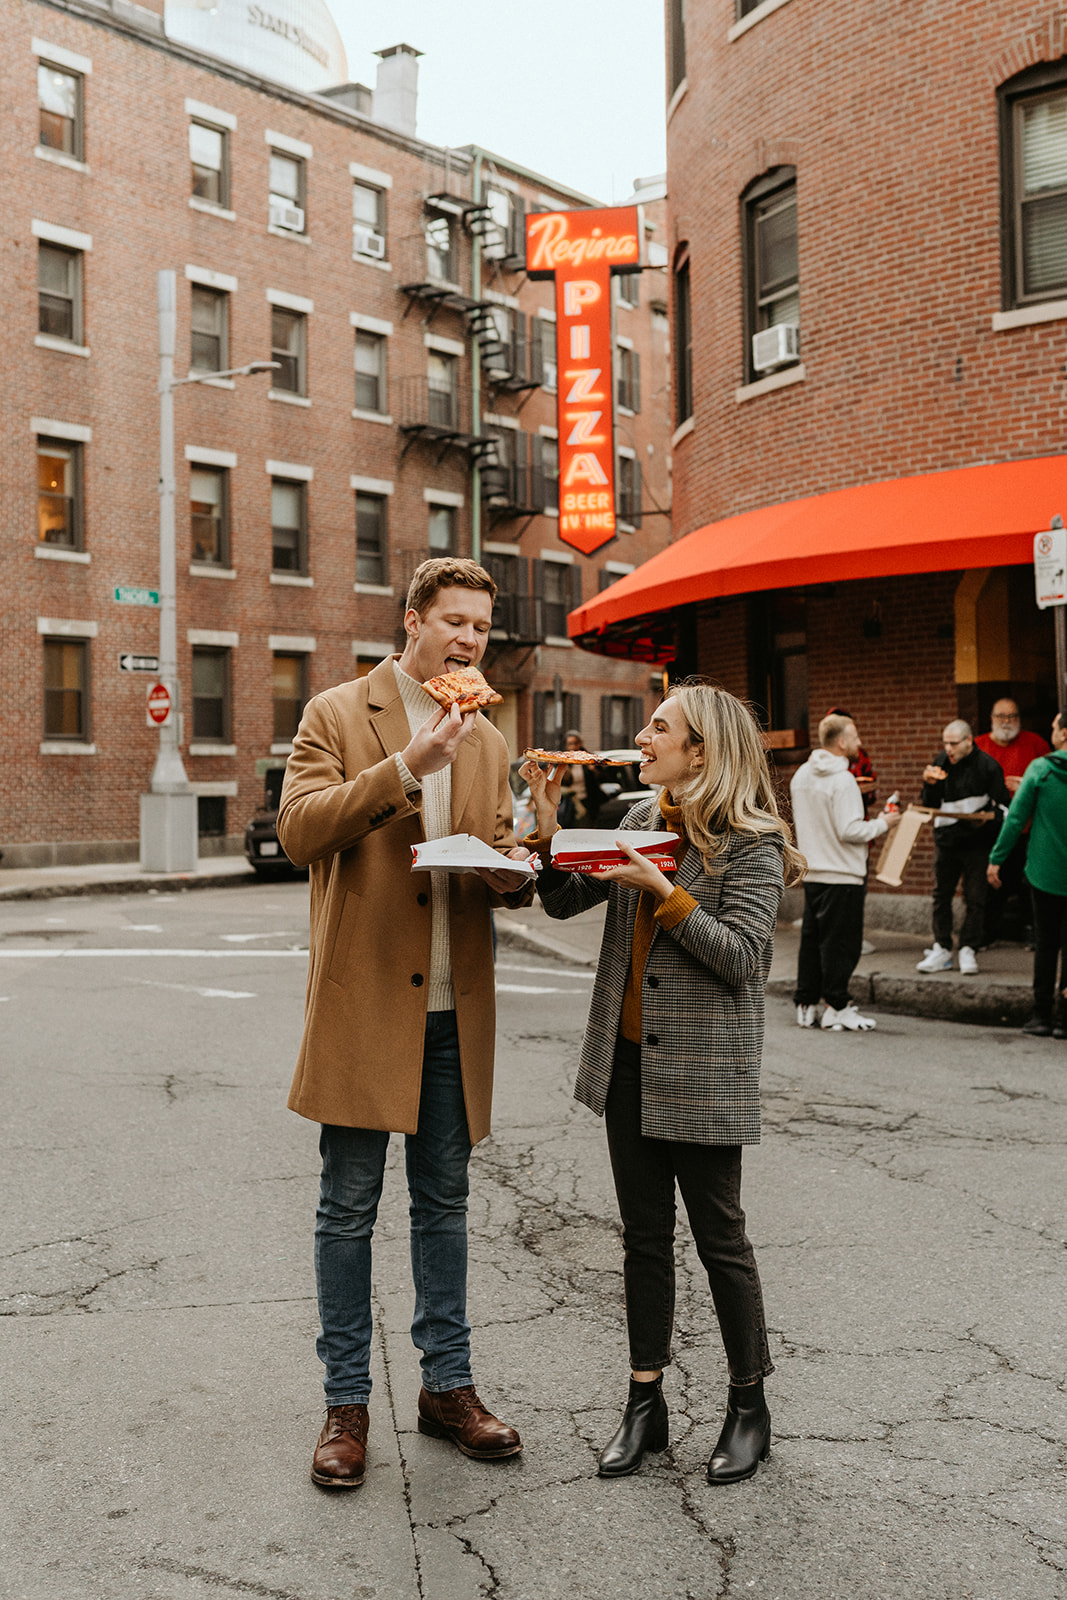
left=526, top=207, right=641, bottom=556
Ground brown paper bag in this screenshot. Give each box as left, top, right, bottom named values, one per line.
left=874, top=806, right=931, bottom=887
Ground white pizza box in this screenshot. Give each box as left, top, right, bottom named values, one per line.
left=874, top=806, right=931, bottom=887
left=551, top=829, right=680, bottom=873
left=411, top=834, right=539, bottom=877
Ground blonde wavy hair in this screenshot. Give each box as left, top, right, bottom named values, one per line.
left=663, top=681, right=805, bottom=884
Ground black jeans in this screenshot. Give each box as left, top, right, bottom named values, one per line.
left=1030, top=885, right=1067, bottom=1021
left=932, top=844, right=988, bottom=951
left=793, top=881, right=866, bottom=1011
left=603, top=1038, right=774, bottom=1384
left=984, top=834, right=1030, bottom=944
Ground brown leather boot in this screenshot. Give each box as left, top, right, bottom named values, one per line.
left=311, top=1404, right=369, bottom=1488
left=417, top=1386, right=522, bottom=1460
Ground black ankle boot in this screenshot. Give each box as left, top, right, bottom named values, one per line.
left=706, top=1379, right=771, bottom=1484
left=597, top=1376, right=669, bottom=1477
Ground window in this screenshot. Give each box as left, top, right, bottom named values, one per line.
left=190, top=286, right=227, bottom=372
left=269, top=150, right=305, bottom=232
left=190, top=120, right=228, bottom=206
left=191, top=647, right=230, bottom=741
left=271, top=308, right=306, bottom=394
left=38, top=62, right=82, bottom=158
left=1002, top=75, right=1067, bottom=306
left=668, top=0, right=687, bottom=98
left=532, top=318, right=557, bottom=389
left=424, top=212, right=454, bottom=282
left=748, top=592, right=808, bottom=740
left=190, top=466, right=228, bottom=565
left=272, top=653, right=308, bottom=741
left=38, top=440, right=82, bottom=548
left=615, top=272, right=640, bottom=307
left=534, top=559, right=581, bottom=638
left=427, top=351, right=458, bottom=428
left=482, top=187, right=525, bottom=262
left=38, top=243, right=82, bottom=343
left=353, top=182, right=386, bottom=255
left=428, top=503, right=456, bottom=554
left=533, top=435, right=559, bottom=511
left=354, top=330, right=386, bottom=412
left=271, top=478, right=306, bottom=574
left=674, top=255, right=693, bottom=422
left=485, top=553, right=530, bottom=638
left=616, top=344, right=641, bottom=411
left=744, top=170, right=800, bottom=380
left=197, top=796, right=227, bottom=837
left=617, top=454, right=642, bottom=527
left=600, top=694, right=644, bottom=748
left=355, top=492, right=388, bottom=584
left=533, top=690, right=582, bottom=751
left=43, top=638, right=89, bottom=739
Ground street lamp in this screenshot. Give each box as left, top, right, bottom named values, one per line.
left=139, top=268, right=279, bottom=873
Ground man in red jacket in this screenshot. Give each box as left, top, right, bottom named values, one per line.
left=976, top=699, right=1050, bottom=945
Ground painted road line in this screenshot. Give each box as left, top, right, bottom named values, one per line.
left=0, top=948, right=308, bottom=959
left=136, top=979, right=255, bottom=998
left=495, top=962, right=594, bottom=978
left=495, top=983, right=588, bottom=995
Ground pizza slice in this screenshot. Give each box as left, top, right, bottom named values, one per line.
left=523, top=748, right=636, bottom=767
left=422, top=665, right=503, bottom=713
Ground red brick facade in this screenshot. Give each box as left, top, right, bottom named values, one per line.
left=0, top=0, right=673, bottom=865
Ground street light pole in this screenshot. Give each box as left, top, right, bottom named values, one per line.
left=139, top=270, right=279, bottom=873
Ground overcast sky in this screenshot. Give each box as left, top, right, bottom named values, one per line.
left=330, top=0, right=667, bottom=203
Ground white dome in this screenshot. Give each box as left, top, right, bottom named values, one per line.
left=165, top=0, right=347, bottom=93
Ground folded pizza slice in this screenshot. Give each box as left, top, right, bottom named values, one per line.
left=422, top=665, right=503, bottom=713
left=524, top=748, right=635, bottom=766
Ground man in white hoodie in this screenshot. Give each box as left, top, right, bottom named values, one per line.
left=791, top=713, right=900, bottom=1031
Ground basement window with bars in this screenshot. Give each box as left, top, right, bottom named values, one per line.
left=1001, top=69, right=1067, bottom=306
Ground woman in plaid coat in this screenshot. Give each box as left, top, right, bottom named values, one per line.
left=521, top=685, right=802, bottom=1484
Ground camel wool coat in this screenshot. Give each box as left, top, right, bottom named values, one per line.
left=277, top=657, right=529, bottom=1143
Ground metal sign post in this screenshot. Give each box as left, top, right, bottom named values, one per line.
left=1034, top=514, right=1067, bottom=713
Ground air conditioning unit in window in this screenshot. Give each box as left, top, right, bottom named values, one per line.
left=353, top=224, right=386, bottom=259
left=269, top=200, right=304, bottom=232
left=752, top=323, right=800, bottom=372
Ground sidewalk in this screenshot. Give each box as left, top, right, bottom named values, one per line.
left=0, top=854, right=257, bottom=902
left=495, top=900, right=1037, bottom=1027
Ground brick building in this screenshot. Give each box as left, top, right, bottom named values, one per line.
left=570, top=0, right=1067, bottom=920
left=1, top=0, right=673, bottom=867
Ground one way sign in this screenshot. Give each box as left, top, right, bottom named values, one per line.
left=118, top=652, right=160, bottom=673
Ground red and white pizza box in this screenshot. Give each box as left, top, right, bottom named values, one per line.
left=550, top=829, right=680, bottom=874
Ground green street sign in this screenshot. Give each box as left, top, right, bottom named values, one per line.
left=114, top=586, right=160, bottom=606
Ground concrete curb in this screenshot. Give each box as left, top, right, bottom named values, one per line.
left=767, top=972, right=1031, bottom=1028
left=494, top=913, right=598, bottom=969
left=0, top=868, right=263, bottom=903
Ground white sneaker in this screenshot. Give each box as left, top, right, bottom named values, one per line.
left=916, top=944, right=953, bottom=973
left=958, top=946, right=979, bottom=975
left=796, top=1004, right=817, bottom=1028
left=821, top=1003, right=877, bottom=1032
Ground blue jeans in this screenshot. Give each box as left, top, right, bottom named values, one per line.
left=315, top=1011, right=473, bottom=1406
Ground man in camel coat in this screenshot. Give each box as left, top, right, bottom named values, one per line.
left=278, top=557, right=534, bottom=1491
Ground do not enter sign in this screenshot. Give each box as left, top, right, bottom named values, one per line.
left=146, top=682, right=172, bottom=727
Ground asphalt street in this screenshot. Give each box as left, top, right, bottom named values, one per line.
left=0, top=882, right=1064, bottom=1600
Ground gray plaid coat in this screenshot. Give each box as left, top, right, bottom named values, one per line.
left=538, top=798, right=784, bottom=1145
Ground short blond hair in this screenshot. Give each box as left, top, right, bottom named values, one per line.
left=405, top=558, right=496, bottom=615
left=819, top=713, right=853, bottom=749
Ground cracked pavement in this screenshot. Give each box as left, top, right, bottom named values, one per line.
left=0, top=883, right=1064, bottom=1599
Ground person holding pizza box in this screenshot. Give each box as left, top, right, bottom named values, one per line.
left=520, top=683, right=803, bottom=1484
left=278, top=558, right=535, bottom=1491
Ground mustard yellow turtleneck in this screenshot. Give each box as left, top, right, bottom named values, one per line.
left=619, top=793, right=699, bottom=1044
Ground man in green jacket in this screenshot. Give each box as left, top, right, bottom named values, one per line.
left=988, top=711, right=1067, bottom=1036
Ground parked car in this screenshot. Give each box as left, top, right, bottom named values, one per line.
left=244, top=767, right=305, bottom=877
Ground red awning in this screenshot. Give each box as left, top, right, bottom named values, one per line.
left=569, top=454, right=1067, bottom=657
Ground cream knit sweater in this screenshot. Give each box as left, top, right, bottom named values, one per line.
left=393, top=661, right=454, bottom=1012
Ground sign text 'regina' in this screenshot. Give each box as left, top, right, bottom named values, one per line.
left=525, top=207, right=641, bottom=557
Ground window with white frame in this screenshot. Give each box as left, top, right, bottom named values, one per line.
left=424, top=212, right=454, bottom=282
left=271, top=479, right=307, bottom=574
left=191, top=647, right=230, bottom=741
left=353, top=182, right=386, bottom=256
left=271, top=308, right=306, bottom=394
left=355, top=492, right=388, bottom=584
left=427, top=350, right=458, bottom=427
left=190, top=466, right=229, bottom=565
left=1001, top=70, right=1067, bottom=306
left=269, top=150, right=305, bottom=232
left=43, top=637, right=89, bottom=739
left=38, top=61, right=83, bottom=158
left=190, top=285, right=227, bottom=372
left=428, top=503, right=456, bottom=554
left=190, top=120, right=228, bottom=206
left=38, top=439, right=82, bottom=548
left=38, top=243, right=82, bottom=343
left=354, top=330, right=387, bottom=412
